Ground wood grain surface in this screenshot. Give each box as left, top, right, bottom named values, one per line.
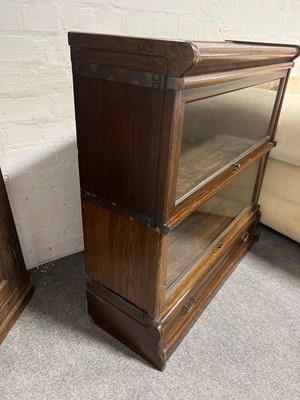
left=82, top=199, right=162, bottom=317
left=0, top=168, right=34, bottom=343
left=69, top=34, right=299, bottom=369
left=73, top=75, right=165, bottom=219
left=69, top=32, right=300, bottom=77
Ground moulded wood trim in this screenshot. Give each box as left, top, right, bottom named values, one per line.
left=68, top=32, right=300, bottom=77
left=166, top=142, right=273, bottom=229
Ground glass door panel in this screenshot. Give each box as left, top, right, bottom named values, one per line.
left=176, top=80, right=280, bottom=201
left=167, top=158, right=261, bottom=289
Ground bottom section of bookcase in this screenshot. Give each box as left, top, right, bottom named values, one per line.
left=86, top=226, right=259, bottom=370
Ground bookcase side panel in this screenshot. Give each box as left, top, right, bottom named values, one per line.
left=73, top=76, right=165, bottom=219
left=82, top=200, right=163, bottom=316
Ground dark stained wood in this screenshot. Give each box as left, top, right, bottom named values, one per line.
left=73, top=76, right=165, bottom=219
left=86, top=217, right=259, bottom=370
left=88, top=279, right=149, bottom=326
left=0, top=173, right=26, bottom=284
left=186, top=48, right=297, bottom=75
left=81, top=189, right=157, bottom=231
left=69, top=34, right=299, bottom=370
left=156, top=90, right=183, bottom=223
left=178, top=62, right=291, bottom=90
left=71, top=57, right=291, bottom=92
left=0, top=278, right=34, bottom=344
left=82, top=198, right=163, bottom=317
left=69, top=32, right=197, bottom=77
left=68, top=32, right=300, bottom=77
left=0, top=168, right=34, bottom=343
left=71, top=47, right=168, bottom=75
left=72, top=62, right=167, bottom=90
left=167, top=142, right=273, bottom=229
left=86, top=285, right=166, bottom=371
left=179, top=70, right=287, bottom=103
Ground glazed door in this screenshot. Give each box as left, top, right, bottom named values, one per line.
left=175, top=80, right=280, bottom=203
left=166, top=158, right=262, bottom=291
left=0, top=168, right=33, bottom=343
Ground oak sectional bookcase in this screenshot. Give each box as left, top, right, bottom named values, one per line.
left=68, top=33, right=299, bottom=370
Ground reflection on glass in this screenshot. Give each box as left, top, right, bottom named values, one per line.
left=167, top=159, right=260, bottom=289
left=176, top=80, right=279, bottom=201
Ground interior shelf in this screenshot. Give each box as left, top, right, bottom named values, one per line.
left=167, top=211, right=233, bottom=288
left=176, top=135, right=258, bottom=200
left=168, top=157, right=262, bottom=289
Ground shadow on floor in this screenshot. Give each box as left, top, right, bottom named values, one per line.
left=250, top=224, right=300, bottom=280
left=27, top=251, right=151, bottom=367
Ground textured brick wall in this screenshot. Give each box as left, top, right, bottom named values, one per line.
left=0, top=0, right=299, bottom=268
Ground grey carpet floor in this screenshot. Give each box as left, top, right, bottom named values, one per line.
left=1, top=225, right=299, bottom=400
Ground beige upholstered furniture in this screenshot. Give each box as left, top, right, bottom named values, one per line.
left=260, top=77, right=300, bottom=243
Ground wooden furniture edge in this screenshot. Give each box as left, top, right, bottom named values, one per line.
left=68, top=32, right=198, bottom=77
left=228, top=40, right=300, bottom=60
left=68, top=33, right=299, bottom=78
left=0, top=274, right=34, bottom=344
left=162, top=229, right=259, bottom=358
left=167, top=144, right=272, bottom=229
left=86, top=285, right=166, bottom=371
left=162, top=206, right=260, bottom=312
left=86, top=226, right=258, bottom=371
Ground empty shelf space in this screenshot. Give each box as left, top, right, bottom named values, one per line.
left=166, top=211, right=233, bottom=289
left=176, top=135, right=258, bottom=200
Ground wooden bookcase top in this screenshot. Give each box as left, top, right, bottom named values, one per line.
left=68, top=32, right=300, bottom=77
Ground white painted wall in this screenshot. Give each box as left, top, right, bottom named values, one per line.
left=0, top=0, right=299, bottom=268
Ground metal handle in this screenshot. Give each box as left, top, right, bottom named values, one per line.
left=182, top=297, right=196, bottom=315
left=241, top=231, right=250, bottom=242
left=232, top=163, right=241, bottom=172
